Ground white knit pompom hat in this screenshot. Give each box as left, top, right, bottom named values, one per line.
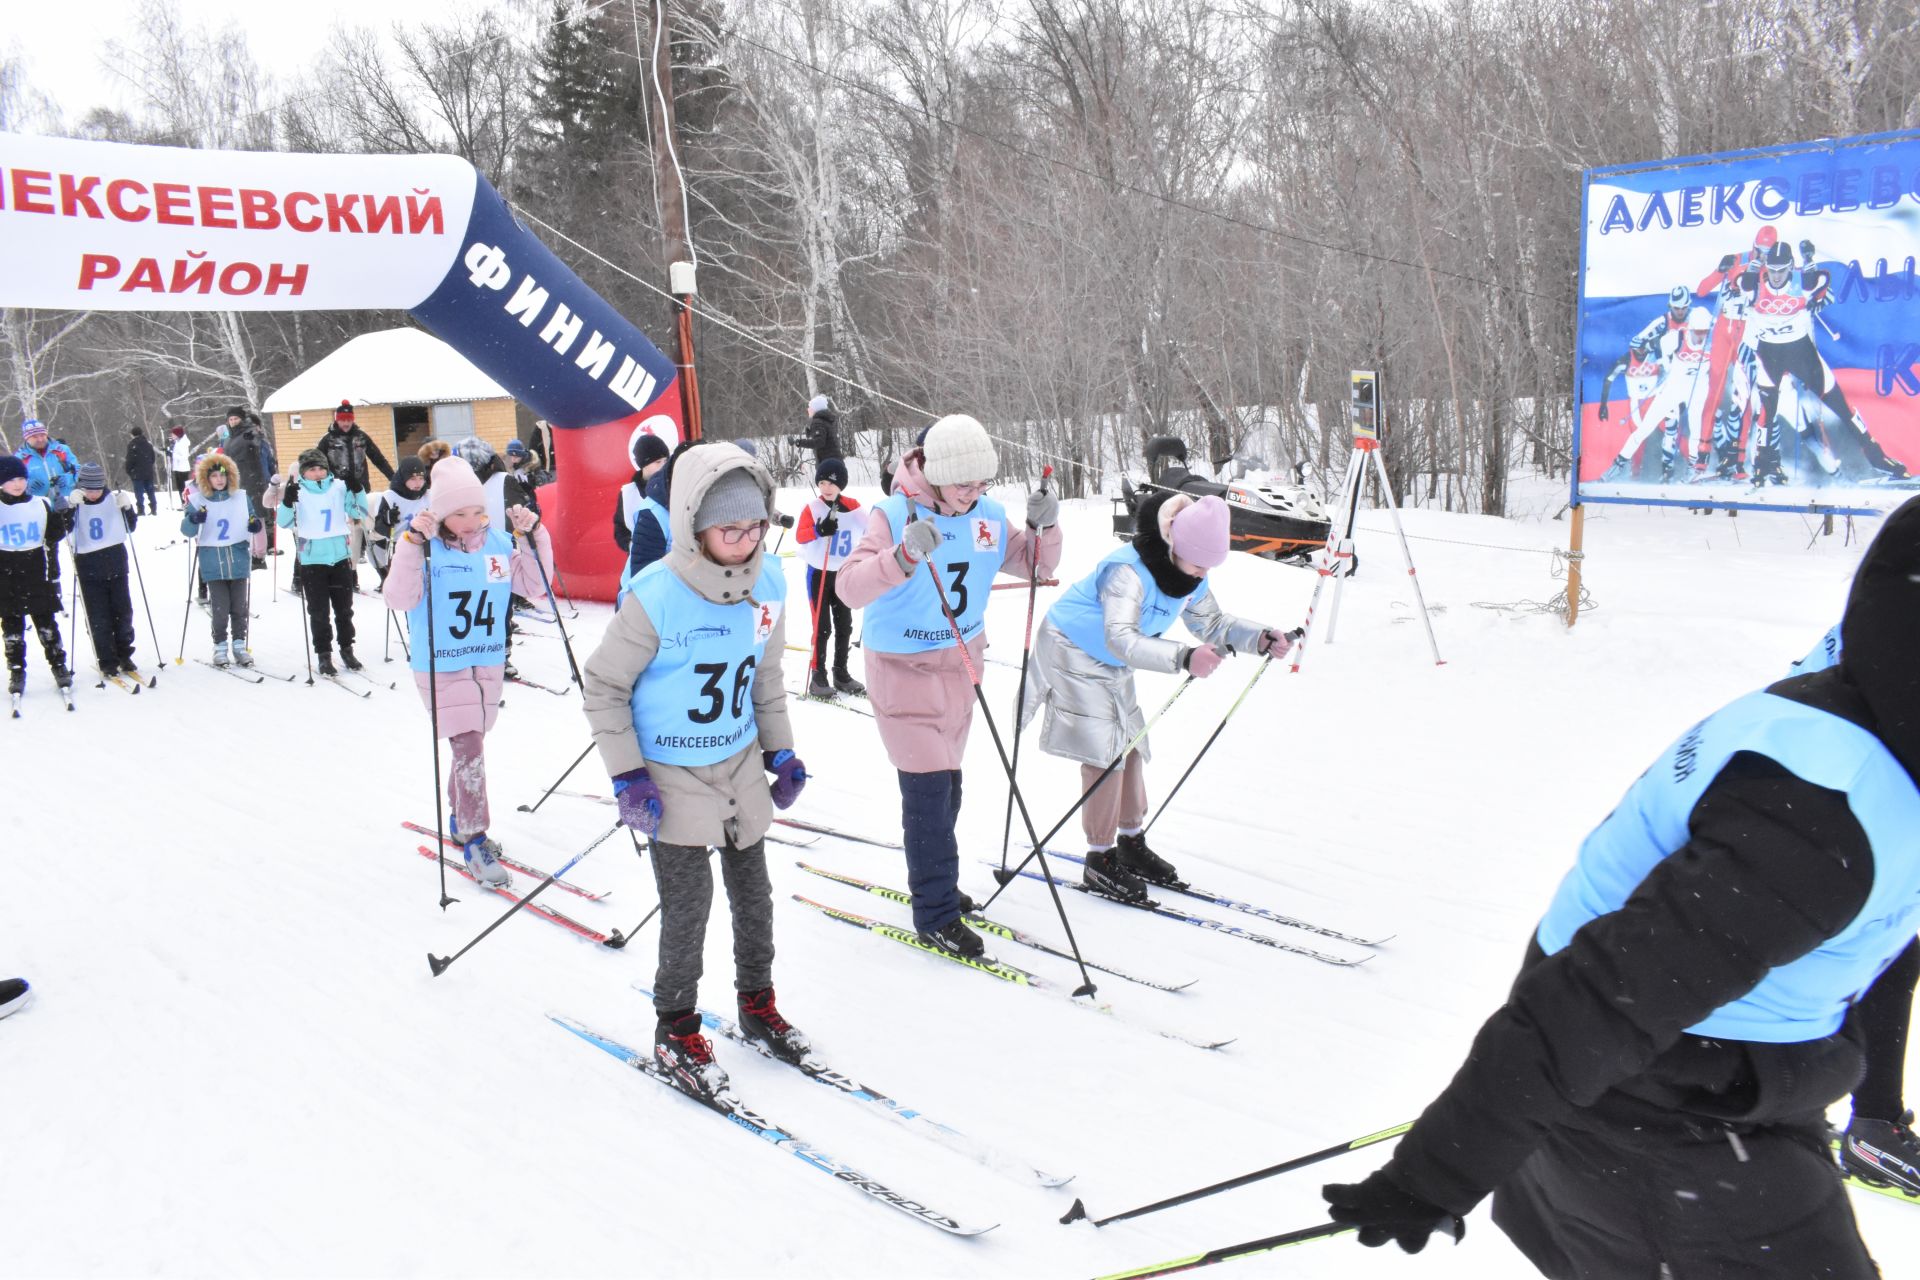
left=920, top=414, right=998, bottom=486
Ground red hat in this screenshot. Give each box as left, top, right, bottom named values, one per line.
left=334, top=400, right=355, bottom=422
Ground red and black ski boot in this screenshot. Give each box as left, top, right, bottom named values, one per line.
left=736, top=987, right=813, bottom=1065
left=654, top=1011, right=730, bottom=1103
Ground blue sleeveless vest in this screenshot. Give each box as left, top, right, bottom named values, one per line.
left=860, top=493, right=1010, bottom=654
left=408, top=530, right=515, bottom=673
left=1537, top=691, right=1920, bottom=1042
left=624, top=556, right=787, bottom=766
left=1793, top=624, right=1842, bottom=674
left=1049, top=544, right=1208, bottom=667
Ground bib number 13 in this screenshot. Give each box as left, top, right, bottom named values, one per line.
left=689, top=657, right=755, bottom=724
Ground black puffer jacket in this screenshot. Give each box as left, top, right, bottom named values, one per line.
left=317, top=423, right=395, bottom=496
left=1382, top=495, right=1920, bottom=1217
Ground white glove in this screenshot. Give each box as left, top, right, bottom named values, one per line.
left=895, top=517, right=942, bottom=574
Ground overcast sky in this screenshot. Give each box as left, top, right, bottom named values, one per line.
left=9, top=0, right=472, bottom=127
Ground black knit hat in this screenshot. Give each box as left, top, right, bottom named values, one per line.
left=814, top=456, right=848, bottom=488
left=226, top=406, right=247, bottom=421
left=632, top=432, right=671, bottom=469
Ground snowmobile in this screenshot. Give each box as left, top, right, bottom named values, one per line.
left=1113, top=436, right=1332, bottom=566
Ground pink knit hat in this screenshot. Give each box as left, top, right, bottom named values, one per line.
left=428, top=456, right=487, bottom=518
left=1168, top=495, right=1231, bottom=569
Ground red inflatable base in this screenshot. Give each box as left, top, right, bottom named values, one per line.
left=538, top=412, right=679, bottom=603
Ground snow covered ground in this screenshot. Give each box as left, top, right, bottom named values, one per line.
left=2, top=479, right=1913, bottom=1279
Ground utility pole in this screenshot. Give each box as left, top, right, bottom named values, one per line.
left=647, top=0, right=703, bottom=442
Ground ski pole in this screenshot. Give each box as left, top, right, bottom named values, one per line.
left=419, top=534, right=454, bottom=910
left=384, top=606, right=392, bottom=663
left=428, top=821, right=623, bottom=974
left=1091, top=1221, right=1356, bottom=1280
left=1142, top=641, right=1292, bottom=837
left=977, top=675, right=1195, bottom=912
left=604, top=831, right=661, bottom=950
left=806, top=537, right=832, bottom=691
left=174, top=550, right=197, bottom=666
left=517, top=741, right=594, bottom=814
left=1061, top=1121, right=1411, bottom=1229
left=909, top=498, right=1099, bottom=998
left=296, top=559, right=315, bottom=685
left=517, top=525, right=583, bottom=691
left=124, top=508, right=161, bottom=681
left=999, top=465, right=1051, bottom=874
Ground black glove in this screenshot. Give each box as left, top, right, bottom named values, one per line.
left=1716, top=252, right=1737, bottom=274
left=1597, top=400, right=1609, bottom=421
left=1799, top=238, right=1816, bottom=267
left=1323, top=1170, right=1464, bottom=1254
left=187, top=506, right=209, bottom=525
left=817, top=510, right=839, bottom=538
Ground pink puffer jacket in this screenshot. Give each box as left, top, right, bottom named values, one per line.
left=836, top=455, right=1060, bottom=771
left=382, top=522, right=553, bottom=739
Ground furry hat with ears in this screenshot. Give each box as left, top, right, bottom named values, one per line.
left=194, top=453, right=242, bottom=493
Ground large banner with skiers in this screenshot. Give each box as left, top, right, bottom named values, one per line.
left=1575, top=130, right=1920, bottom=514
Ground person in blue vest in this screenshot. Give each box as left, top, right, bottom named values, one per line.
left=0, top=454, right=72, bottom=697
left=68, top=462, right=141, bottom=678
left=1021, top=492, right=1297, bottom=904
left=382, top=455, right=553, bottom=888
left=270, top=450, right=367, bottom=678
left=183, top=454, right=261, bottom=668
left=1783, top=618, right=1920, bottom=1198
left=613, top=425, right=673, bottom=560
left=836, top=414, right=1061, bottom=961
left=1321, top=498, right=1920, bottom=1277
left=14, top=418, right=78, bottom=510
left=581, top=443, right=809, bottom=1102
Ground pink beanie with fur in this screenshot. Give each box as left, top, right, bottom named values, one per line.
left=428, top=456, right=487, bottom=518
left=1168, top=495, right=1231, bottom=569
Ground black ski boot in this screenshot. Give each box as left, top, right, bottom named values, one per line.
left=808, top=671, right=836, bottom=699
left=340, top=647, right=363, bottom=672
left=736, top=987, right=813, bottom=1065
left=50, top=661, right=72, bottom=691
left=1115, top=831, right=1187, bottom=889
left=1082, top=848, right=1152, bottom=905
left=1842, top=1112, right=1920, bottom=1195
left=917, top=917, right=989, bottom=962
left=317, top=651, right=339, bottom=677
left=833, top=671, right=866, bottom=696
left=654, top=1011, right=730, bottom=1103
left=6, top=667, right=22, bottom=697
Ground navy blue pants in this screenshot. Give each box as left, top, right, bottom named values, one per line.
left=899, top=768, right=964, bottom=932
left=79, top=574, right=137, bottom=669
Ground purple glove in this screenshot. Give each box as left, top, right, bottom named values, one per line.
left=764, top=749, right=808, bottom=810
left=611, top=768, right=663, bottom=836
left=1183, top=644, right=1223, bottom=678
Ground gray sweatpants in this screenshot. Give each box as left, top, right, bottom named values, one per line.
left=206, top=577, right=249, bottom=645
left=648, top=838, right=774, bottom=1017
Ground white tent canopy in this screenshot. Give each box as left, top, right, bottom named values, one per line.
left=262, top=327, right=510, bottom=413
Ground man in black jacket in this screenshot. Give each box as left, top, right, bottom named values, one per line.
left=123, top=427, right=158, bottom=515
left=1324, top=497, right=1920, bottom=1278
left=223, top=407, right=277, bottom=566
left=316, top=400, right=394, bottom=567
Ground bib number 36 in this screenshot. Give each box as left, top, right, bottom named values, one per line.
left=689, top=657, right=756, bottom=724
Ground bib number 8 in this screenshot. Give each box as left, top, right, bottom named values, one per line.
left=89, top=517, right=105, bottom=541
left=689, top=656, right=756, bottom=724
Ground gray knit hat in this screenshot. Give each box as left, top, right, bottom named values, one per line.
left=694, top=468, right=769, bottom=532
left=77, top=462, right=110, bottom=491
left=921, top=413, right=997, bottom=486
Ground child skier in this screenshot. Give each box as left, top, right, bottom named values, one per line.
left=1022, top=492, right=1297, bottom=902
left=836, top=414, right=1060, bottom=959
left=795, top=455, right=868, bottom=699
left=68, top=462, right=142, bottom=678
left=0, top=454, right=72, bottom=700
left=271, top=450, right=367, bottom=676
left=581, top=443, right=809, bottom=1100
left=369, top=456, right=430, bottom=583
left=183, top=454, right=260, bottom=667
left=381, top=456, right=552, bottom=888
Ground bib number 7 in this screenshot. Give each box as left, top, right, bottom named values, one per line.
left=689, top=656, right=757, bottom=724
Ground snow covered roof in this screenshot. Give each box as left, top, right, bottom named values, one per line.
left=262, top=327, right=512, bottom=413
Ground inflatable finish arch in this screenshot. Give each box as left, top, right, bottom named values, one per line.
left=0, top=132, right=678, bottom=600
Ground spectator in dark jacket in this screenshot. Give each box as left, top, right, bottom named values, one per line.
left=1322, top=495, right=1920, bottom=1279
left=223, top=407, right=278, bottom=566
left=317, top=400, right=394, bottom=566
left=123, top=427, right=159, bottom=515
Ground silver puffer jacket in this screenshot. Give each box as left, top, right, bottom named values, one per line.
left=1019, top=551, right=1266, bottom=767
